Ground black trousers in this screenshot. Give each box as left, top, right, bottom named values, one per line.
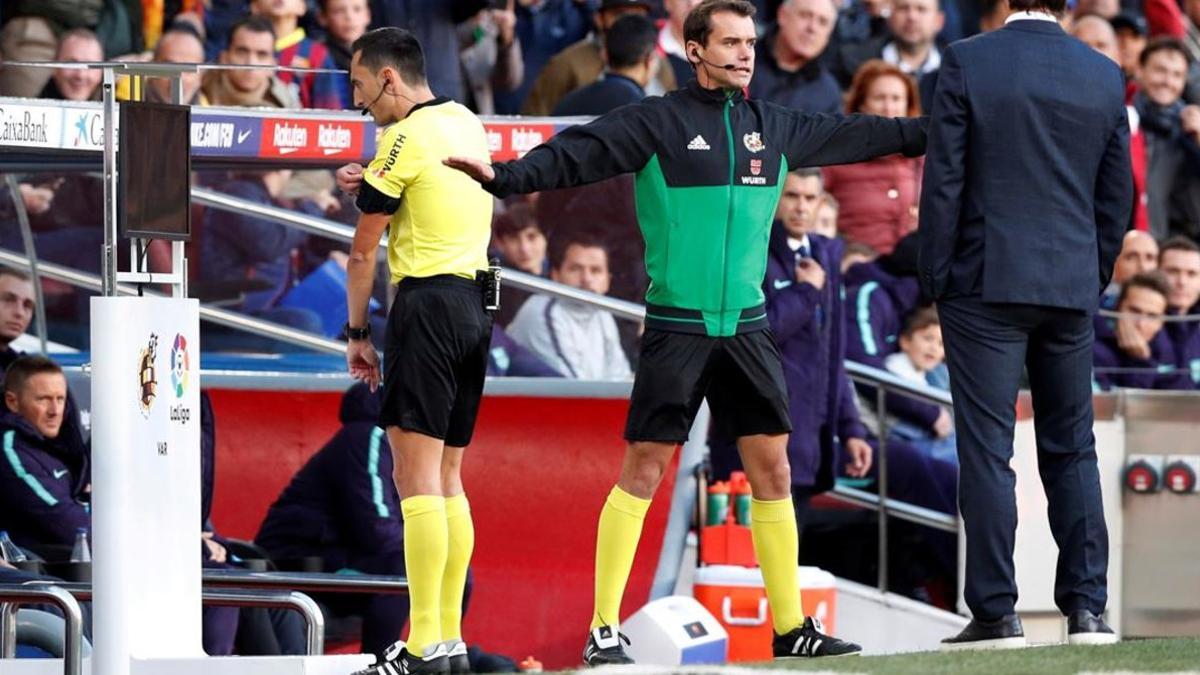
left=939, top=295, right=1108, bottom=620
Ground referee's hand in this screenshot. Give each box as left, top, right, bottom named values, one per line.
left=443, top=156, right=495, bottom=183
left=337, top=163, right=364, bottom=195
left=347, top=340, right=381, bottom=391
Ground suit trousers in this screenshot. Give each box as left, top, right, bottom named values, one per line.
left=939, top=295, right=1108, bottom=620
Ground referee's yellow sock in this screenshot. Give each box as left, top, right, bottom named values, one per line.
left=750, top=496, right=804, bottom=635
left=591, top=485, right=652, bottom=630
left=440, top=493, right=474, bottom=643
left=401, top=495, right=448, bottom=655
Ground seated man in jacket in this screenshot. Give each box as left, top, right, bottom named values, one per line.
left=257, top=384, right=429, bottom=659
left=507, top=231, right=632, bottom=380
left=1094, top=271, right=1192, bottom=390
left=0, top=355, right=239, bottom=655
left=199, top=170, right=323, bottom=337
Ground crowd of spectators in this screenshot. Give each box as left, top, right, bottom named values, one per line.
left=2, top=0, right=1200, bottom=387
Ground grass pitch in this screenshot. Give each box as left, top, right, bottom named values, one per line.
left=753, top=638, right=1200, bottom=674
left=585, top=638, right=1200, bottom=674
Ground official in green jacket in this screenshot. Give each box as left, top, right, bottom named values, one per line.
left=447, top=0, right=926, bottom=664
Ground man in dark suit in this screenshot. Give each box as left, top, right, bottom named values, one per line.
left=918, top=0, right=1131, bottom=651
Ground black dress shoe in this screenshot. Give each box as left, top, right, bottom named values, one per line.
left=941, top=614, right=1027, bottom=651
left=1067, top=610, right=1118, bottom=646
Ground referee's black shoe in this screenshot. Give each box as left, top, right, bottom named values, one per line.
left=773, top=617, right=862, bottom=658
left=940, top=614, right=1027, bottom=651
left=353, top=640, right=449, bottom=675
left=445, top=639, right=470, bottom=674
left=582, top=625, right=634, bottom=666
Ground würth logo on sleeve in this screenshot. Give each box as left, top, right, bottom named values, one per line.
left=687, top=135, right=711, bottom=151
left=373, top=132, right=405, bottom=178
left=750, top=159, right=762, bottom=176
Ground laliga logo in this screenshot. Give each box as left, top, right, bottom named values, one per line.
left=170, top=334, right=189, bottom=398
left=138, top=333, right=158, bottom=418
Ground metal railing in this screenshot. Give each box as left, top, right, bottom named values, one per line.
left=0, top=584, right=84, bottom=675
left=201, top=569, right=408, bottom=596
left=19, top=582, right=328, bottom=656
left=0, top=249, right=346, bottom=354
left=190, top=187, right=648, bottom=323
left=842, top=360, right=958, bottom=594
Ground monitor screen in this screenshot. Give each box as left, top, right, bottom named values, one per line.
left=119, top=101, right=191, bottom=241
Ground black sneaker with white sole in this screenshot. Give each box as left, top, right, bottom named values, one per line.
left=353, top=640, right=449, bottom=675
left=582, top=625, right=634, bottom=666
left=444, top=640, right=470, bottom=674
left=1067, top=610, right=1118, bottom=646
left=941, top=614, right=1027, bottom=651
left=773, top=617, right=862, bottom=658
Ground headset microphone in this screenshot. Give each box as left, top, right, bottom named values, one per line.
left=692, top=48, right=737, bottom=71
left=360, top=81, right=389, bottom=116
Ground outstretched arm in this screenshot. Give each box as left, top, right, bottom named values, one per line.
left=445, top=102, right=657, bottom=197
left=780, top=107, right=927, bottom=169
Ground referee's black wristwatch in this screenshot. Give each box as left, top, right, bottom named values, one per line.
left=343, top=323, right=371, bottom=341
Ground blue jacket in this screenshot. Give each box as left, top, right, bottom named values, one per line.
left=0, top=348, right=89, bottom=481
left=711, top=224, right=865, bottom=491
left=1092, top=330, right=1190, bottom=391
left=843, top=261, right=941, bottom=431
left=200, top=179, right=309, bottom=312
left=748, top=27, right=841, bottom=114
left=256, top=384, right=403, bottom=560
left=0, top=410, right=90, bottom=560
left=552, top=73, right=645, bottom=116
left=917, top=21, right=1131, bottom=311
left=487, top=325, right=562, bottom=377
left=1164, top=303, right=1200, bottom=389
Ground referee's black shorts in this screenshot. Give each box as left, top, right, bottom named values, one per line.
left=380, top=275, right=493, bottom=447
left=624, top=328, right=791, bottom=444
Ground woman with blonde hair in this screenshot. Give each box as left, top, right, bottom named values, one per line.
left=823, top=59, right=924, bottom=255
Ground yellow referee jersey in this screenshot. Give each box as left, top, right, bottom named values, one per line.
left=363, top=98, right=493, bottom=283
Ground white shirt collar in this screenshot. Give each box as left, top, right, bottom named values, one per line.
left=881, top=42, right=942, bottom=76
left=1006, top=10, right=1058, bottom=24
left=787, top=234, right=810, bottom=252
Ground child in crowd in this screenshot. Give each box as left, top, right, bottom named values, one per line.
left=884, top=307, right=957, bottom=463
left=253, top=0, right=348, bottom=109
left=319, top=0, right=371, bottom=84
left=812, top=192, right=839, bottom=239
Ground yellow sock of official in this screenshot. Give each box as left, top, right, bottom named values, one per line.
left=591, top=485, right=652, bottom=630
left=441, top=493, right=474, bottom=643
left=750, top=496, right=804, bottom=635
left=401, top=495, right=448, bottom=655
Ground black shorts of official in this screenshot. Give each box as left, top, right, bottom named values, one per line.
left=624, top=328, right=791, bottom=444
left=380, top=275, right=493, bottom=447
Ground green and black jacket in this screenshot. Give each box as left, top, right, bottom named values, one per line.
left=485, top=80, right=927, bottom=337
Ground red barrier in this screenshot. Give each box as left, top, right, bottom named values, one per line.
left=208, top=388, right=677, bottom=669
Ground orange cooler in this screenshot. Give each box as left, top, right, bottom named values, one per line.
left=693, top=565, right=838, bottom=662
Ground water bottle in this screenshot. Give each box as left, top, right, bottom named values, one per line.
left=706, top=481, right=730, bottom=526
left=0, top=530, right=27, bottom=563
left=730, top=472, right=754, bottom=526
left=70, top=527, right=91, bottom=563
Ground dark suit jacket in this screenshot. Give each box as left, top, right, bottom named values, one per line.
left=917, top=20, right=1132, bottom=312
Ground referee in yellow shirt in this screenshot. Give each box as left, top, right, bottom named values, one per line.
left=339, top=28, right=493, bottom=675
